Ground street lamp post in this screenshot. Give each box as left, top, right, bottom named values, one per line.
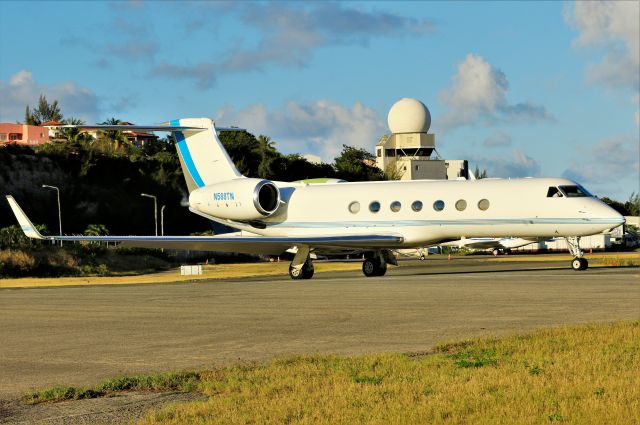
left=42, top=184, right=62, bottom=246
left=140, top=193, right=158, bottom=236
left=160, top=205, right=166, bottom=236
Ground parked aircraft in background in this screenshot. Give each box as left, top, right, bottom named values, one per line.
left=440, top=237, right=546, bottom=256
left=6, top=118, right=624, bottom=279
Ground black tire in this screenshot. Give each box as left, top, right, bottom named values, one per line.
left=301, top=263, right=315, bottom=279
left=571, top=257, right=584, bottom=271
left=362, top=259, right=378, bottom=277
left=579, top=258, right=588, bottom=270
left=492, top=248, right=500, bottom=256
left=290, top=261, right=314, bottom=279
left=419, top=254, right=426, bottom=261
left=363, top=258, right=387, bottom=277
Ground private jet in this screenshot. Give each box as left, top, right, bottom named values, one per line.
left=6, top=118, right=624, bottom=279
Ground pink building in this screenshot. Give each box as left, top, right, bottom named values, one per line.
left=0, top=123, right=49, bottom=146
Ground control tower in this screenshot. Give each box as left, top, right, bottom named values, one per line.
left=375, top=98, right=468, bottom=180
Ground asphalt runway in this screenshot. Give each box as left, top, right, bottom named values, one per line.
left=0, top=259, right=638, bottom=397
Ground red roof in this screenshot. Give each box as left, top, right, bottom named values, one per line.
left=42, top=121, right=63, bottom=126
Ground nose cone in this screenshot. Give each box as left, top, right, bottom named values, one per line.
left=594, top=200, right=625, bottom=228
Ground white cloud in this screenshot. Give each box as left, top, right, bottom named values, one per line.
left=566, top=1, right=640, bottom=90
left=437, top=54, right=553, bottom=130
left=562, top=135, right=640, bottom=198
left=153, top=3, right=435, bottom=88
left=483, top=130, right=512, bottom=147
left=470, top=149, right=540, bottom=178
left=215, top=100, right=385, bottom=162
left=0, top=70, right=99, bottom=123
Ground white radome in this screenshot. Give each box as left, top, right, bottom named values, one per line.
left=387, top=98, right=431, bottom=134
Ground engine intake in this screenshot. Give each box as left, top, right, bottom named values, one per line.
left=189, top=178, right=281, bottom=221
left=253, top=180, right=279, bottom=215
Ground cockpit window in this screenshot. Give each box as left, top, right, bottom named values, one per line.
left=547, top=187, right=563, bottom=197
left=559, top=185, right=591, bottom=198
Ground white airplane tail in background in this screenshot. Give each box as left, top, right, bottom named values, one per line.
left=169, top=118, right=243, bottom=193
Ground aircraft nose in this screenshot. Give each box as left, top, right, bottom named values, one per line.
left=598, top=201, right=625, bottom=228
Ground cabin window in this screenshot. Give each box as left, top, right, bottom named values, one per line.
left=433, top=200, right=445, bottom=211
left=478, top=199, right=490, bottom=211
left=390, top=201, right=401, bottom=212
left=559, top=185, right=591, bottom=198
left=455, top=199, right=467, bottom=211
left=348, top=201, right=360, bottom=214
left=369, top=201, right=381, bottom=213
left=411, top=201, right=423, bottom=212
left=547, top=187, right=563, bottom=197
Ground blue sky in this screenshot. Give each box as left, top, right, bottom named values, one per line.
left=1, top=1, right=638, bottom=200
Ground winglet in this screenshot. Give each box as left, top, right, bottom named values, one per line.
left=5, top=196, right=49, bottom=240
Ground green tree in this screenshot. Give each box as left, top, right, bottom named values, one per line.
left=600, top=197, right=630, bottom=216
left=334, top=145, right=384, bottom=181
left=97, top=118, right=136, bottom=155
left=625, top=192, right=640, bottom=216
left=0, top=224, right=48, bottom=249
left=383, top=163, right=403, bottom=180
left=25, top=95, right=63, bottom=125
left=473, top=165, right=488, bottom=179
left=84, top=224, right=109, bottom=236
left=58, top=117, right=93, bottom=148
left=255, top=135, right=278, bottom=178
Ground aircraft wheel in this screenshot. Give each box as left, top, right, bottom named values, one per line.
left=579, top=258, right=588, bottom=270
left=492, top=248, right=500, bottom=256
left=363, top=258, right=386, bottom=277
left=572, top=257, right=588, bottom=271
left=289, top=265, right=304, bottom=280
left=290, top=261, right=314, bottom=280
left=363, top=259, right=377, bottom=277
left=419, top=254, right=426, bottom=261
left=301, top=262, right=314, bottom=279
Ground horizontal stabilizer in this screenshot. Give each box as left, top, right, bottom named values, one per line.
left=56, top=124, right=244, bottom=133
left=57, top=124, right=205, bottom=132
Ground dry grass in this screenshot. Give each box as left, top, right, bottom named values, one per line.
left=139, top=321, right=640, bottom=425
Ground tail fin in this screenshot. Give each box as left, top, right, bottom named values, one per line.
left=169, top=118, right=243, bottom=193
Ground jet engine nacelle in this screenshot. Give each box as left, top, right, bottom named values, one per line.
left=189, top=178, right=280, bottom=221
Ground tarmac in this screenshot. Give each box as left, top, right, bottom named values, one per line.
left=0, top=257, right=638, bottom=398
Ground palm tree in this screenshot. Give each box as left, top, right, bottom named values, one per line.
left=256, top=135, right=278, bottom=178
left=98, top=118, right=132, bottom=154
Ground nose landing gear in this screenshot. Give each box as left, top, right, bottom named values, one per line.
left=566, top=237, right=589, bottom=271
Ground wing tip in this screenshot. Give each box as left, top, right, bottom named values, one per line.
left=5, top=195, right=47, bottom=240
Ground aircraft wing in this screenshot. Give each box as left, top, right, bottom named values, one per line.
left=6, top=196, right=403, bottom=255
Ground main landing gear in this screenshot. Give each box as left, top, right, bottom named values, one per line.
left=362, top=250, right=397, bottom=277
left=288, top=245, right=314, bottom=280
left=566, top=237, right=589, bottom=271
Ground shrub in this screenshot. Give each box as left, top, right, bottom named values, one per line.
left=0, top=249, right=36, bottom=275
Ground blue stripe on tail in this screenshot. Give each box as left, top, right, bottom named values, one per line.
left=171, top=119, right=205, bottom=188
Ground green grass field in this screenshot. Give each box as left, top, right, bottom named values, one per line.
left=26, top=321, right=640, bottom=424
left=137, top=321, right=639, bottom=425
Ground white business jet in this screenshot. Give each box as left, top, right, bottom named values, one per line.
left=6, top=118, right=624, bottom=278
